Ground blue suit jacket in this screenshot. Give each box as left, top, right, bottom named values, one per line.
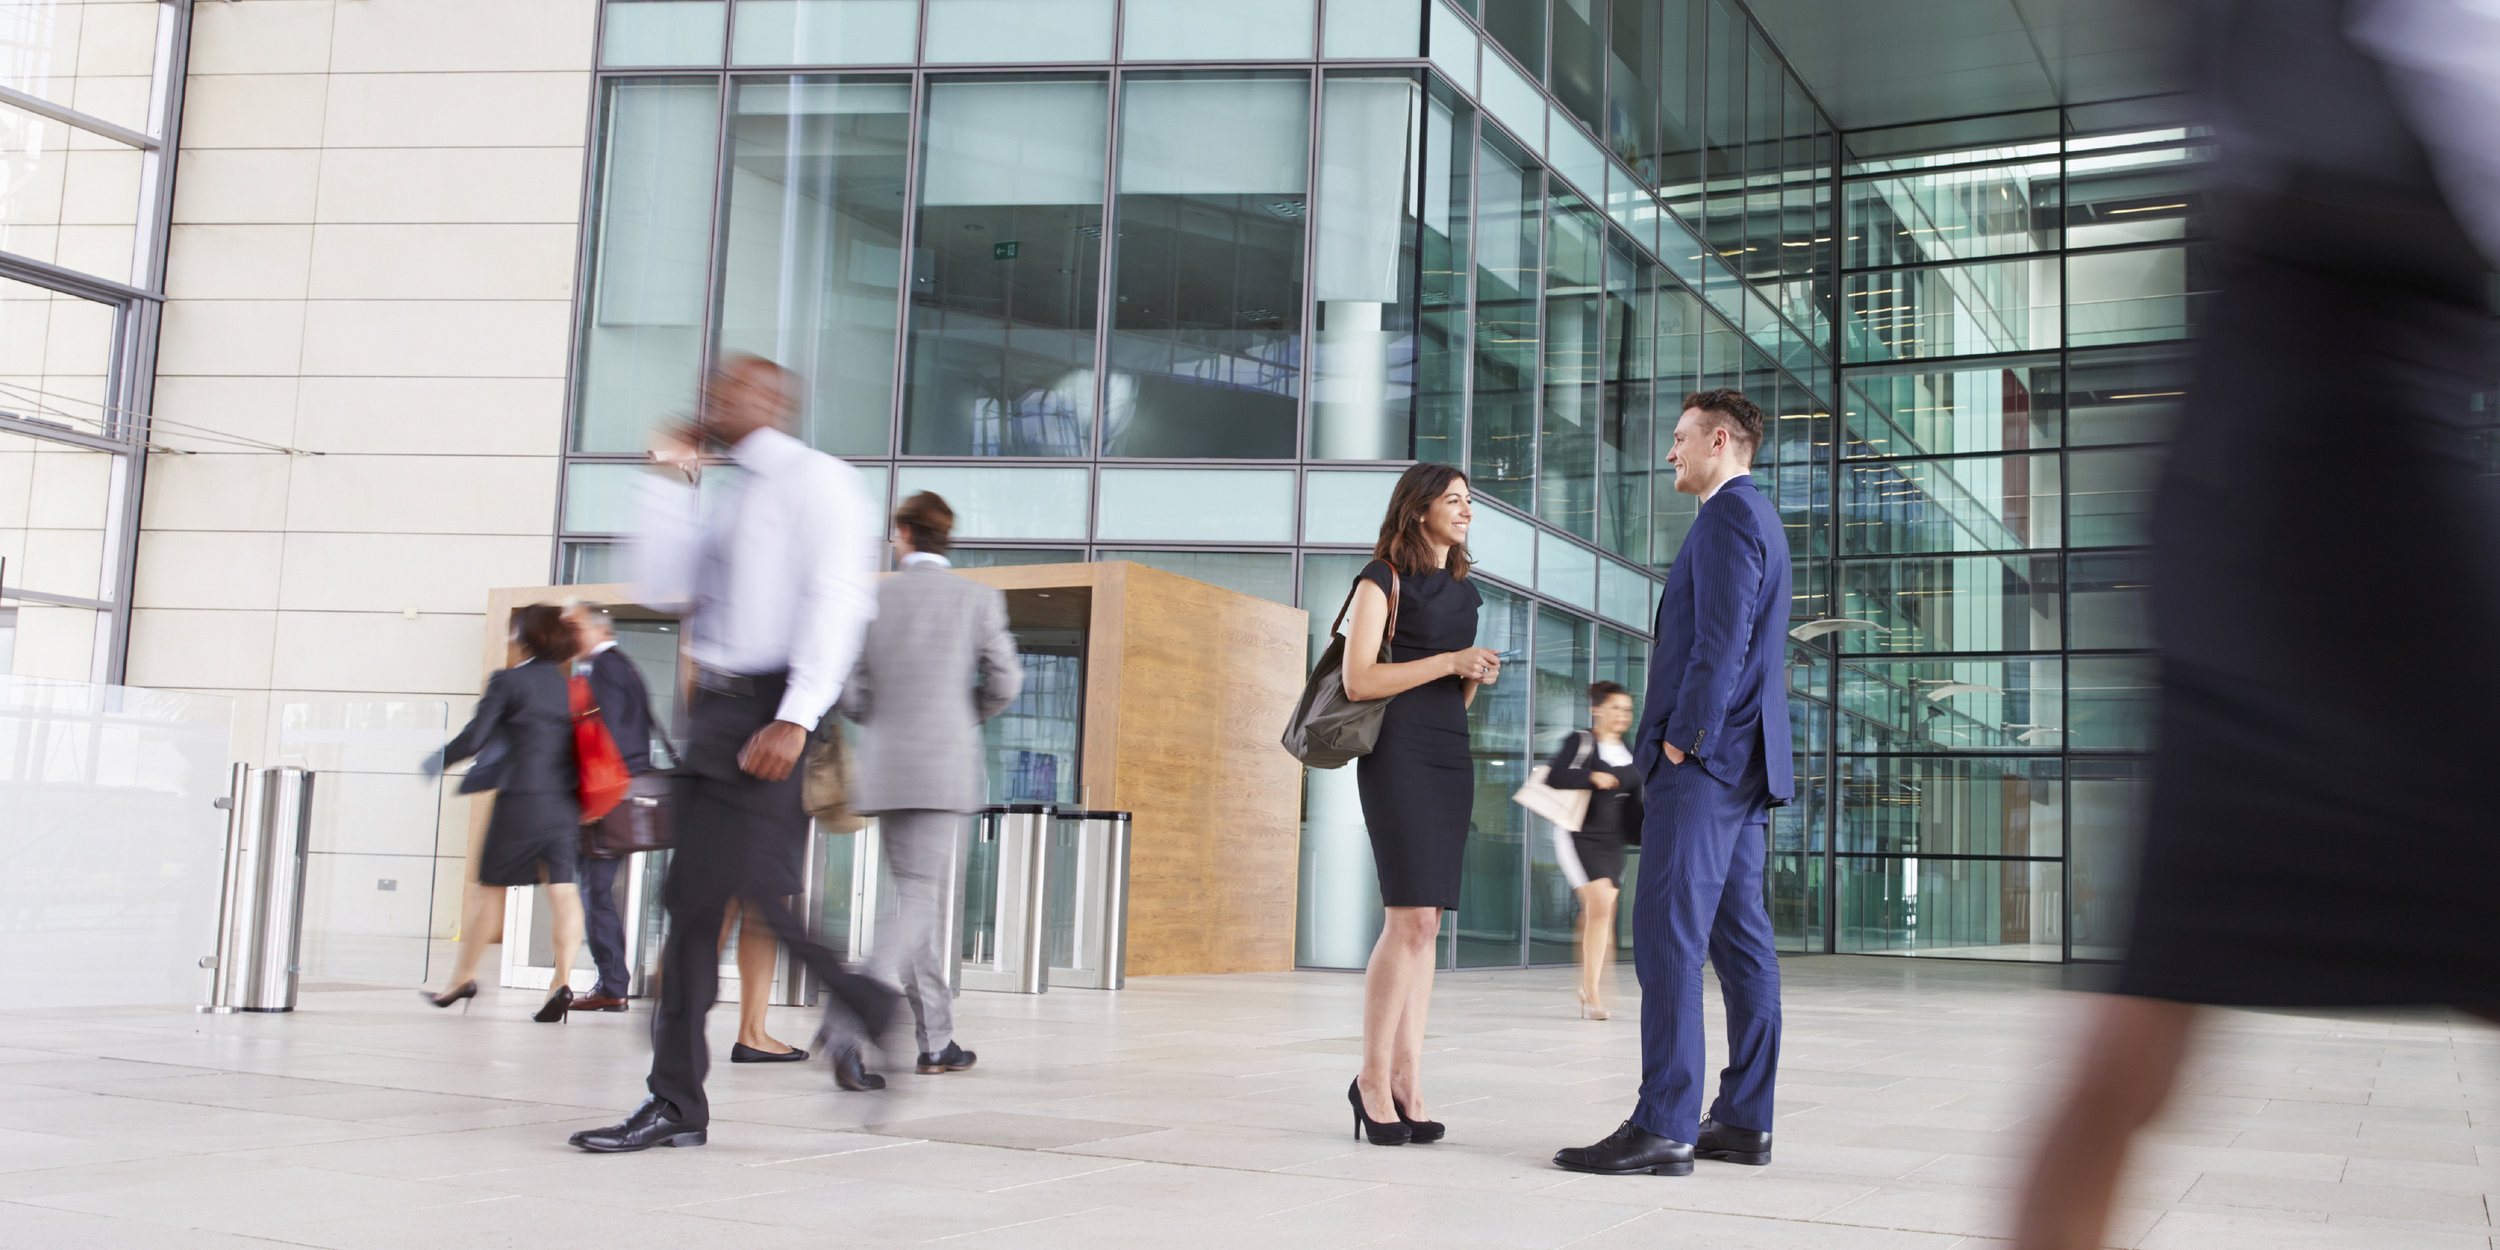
left=1636, top=475, right=1795, bottom=802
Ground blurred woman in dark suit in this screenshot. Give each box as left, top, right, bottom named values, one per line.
left=1544, top=681, right=1642, bottom=1021
left=424, top=604, right=588, bottom=1022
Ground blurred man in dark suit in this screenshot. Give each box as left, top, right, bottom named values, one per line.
left=568, top=602, right=652, bottom=1014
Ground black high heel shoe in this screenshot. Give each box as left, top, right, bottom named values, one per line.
left=1392, top=1095, right=1446, bottom=1144
left=422, top=981, right=477, bottom=1012
left=533, top=985, right=574, bottom=1023
left=1347, top=1078, right=1410, bottom=1146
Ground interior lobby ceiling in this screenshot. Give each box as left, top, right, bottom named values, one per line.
left=1738, top=0, right=2192, bottom=132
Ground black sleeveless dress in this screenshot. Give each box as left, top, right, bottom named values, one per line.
left=1353, top=559, right=1482, bottom=910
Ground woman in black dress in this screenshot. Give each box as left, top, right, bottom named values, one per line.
left=422, top=604, right=589, bottom=1022
left=1339, top=463, right=1502, bottom=1145
left=1543, top=681, right=1641, bottom=1021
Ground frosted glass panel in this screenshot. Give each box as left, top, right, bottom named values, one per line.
left=1125, top=0, right=1314, bottom=59
left=1327, top=0, right=1422, bottom=56
left=1538, top=531, right=1597, bottom=610
left=732, top=0, right=918, bottom=63
left=603, top=0, right=728, bottom=65
left=1469, top=502, right=1534, bottom=585
left=283, top=701, right=447, bottom=985
left=1304, top=469, right=1398, bottom=544
left=1096, top=468, right=1294, bottom=542
left=924, top=0, right=1113, bottom=61
left=0, top=678, right=234, bottom=1009
left=1426, top=1, right=1477, bottom=93
left=895, top=465, right=1090, bottom=538
left=1599, top=557, right=1650, bottom=628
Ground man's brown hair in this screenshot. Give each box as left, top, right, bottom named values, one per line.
left=895, top=490, right=955, bottom=556
left=1682, top=387, right=1767, bottom=462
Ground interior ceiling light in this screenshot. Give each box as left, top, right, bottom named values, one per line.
left=2106, top=203, right=2189, bottom=215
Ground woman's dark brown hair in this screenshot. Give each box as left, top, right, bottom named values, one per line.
left=1373, top=462, right=1473, bottom=579
left=512, top=604, right=577, bottom=665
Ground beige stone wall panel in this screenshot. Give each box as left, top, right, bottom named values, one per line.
left=289, top=376, right=566, bottom=457
left=123, top=607, right=279, bottom=689
left=276, top=533, right=551, bottom=614
left=307, top=223, right=578, bottom=301
left=322, top=71, right=592, bottom=149
left=296, top=299, right=573, bottom=378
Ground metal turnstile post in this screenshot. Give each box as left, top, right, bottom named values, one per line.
left=242, top=766, right=315, bottom=1011
left=201, top=763, right=255, bottom=1013
left=1048, top=810, right=1132, bottom=990
left=958, top=804, right=1053, bottom=994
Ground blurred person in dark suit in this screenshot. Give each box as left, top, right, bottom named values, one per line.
left=2014, top=4, right=2500, bottom=1246
left=569, top=355, right=897, bottom=1154
left=830, top=491, right=1022, bottom=1080
left=423, top=604, right=588, bottom=1023
left=567, top=602, right=652, bottom=1014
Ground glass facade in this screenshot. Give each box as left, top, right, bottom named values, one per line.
left=561, top=0, right=1950, bottom=969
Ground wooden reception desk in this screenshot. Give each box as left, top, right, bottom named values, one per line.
left=476, top=561, right=1308, bottom=977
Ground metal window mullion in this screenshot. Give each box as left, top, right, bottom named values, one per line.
left=1092, top=69, right=1124, bottom=465
left=889, top=70, right=928, bottom=458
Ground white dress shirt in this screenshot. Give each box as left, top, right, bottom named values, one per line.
left=633, top=425, right=880, bottom=728
left=1700, top=471, right=1752, bottom=506
left=899, top=551, right=951, bottom=571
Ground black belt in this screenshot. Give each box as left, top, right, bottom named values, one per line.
left=694, top=666, right=784, bottom=698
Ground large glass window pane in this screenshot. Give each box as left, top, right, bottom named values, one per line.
left=1600, top=247, right=1652, bottom=560
left=1469, top=501, right=1535, bottom=584
left=2058, top=143, right=2210, bottom=250
left=1548, top=0, right=1603, bottom=134
left=1837, top=656, right=2062, bottom=753
left=1096, top=467, right=1295, bottom=542
left=1606, top=0, right=1664, bottom=180
left=2067, top=655, right=2153, bottom=750
left=1845, top=357, right=2062, bottom=457
left=1597, top=557, right=1648, bottom=628
left=1537, top=530, right=1596, bottom=611
left=717, top=77, right=909, bottom=457
left=1417, top=87, right=1474, bottom=468
left=2061, top=345, right=2188, bottom=447
left=1655, top=0, right=1704, bottom=220
left=1480, top=0, right=1546, bottom=80
left=1528, top=605, right=1592, bottom=964
left=1300, top=552, right=1386, bottom=967
left=1427, top=1, right=1480, bottom=94
left=575, top=77, right=723, bottom=454
left=1313, top=73, right=1426, bottom=461
left=2067, top=244, right=2204, bottom=347
left=1125, top=0, right=1315, bottom=59
left=603, top=0, right=728, bottom=65
left=902, top=76, right=1107, bottom=457
left=1327, top=0, right=1425, bottom=57
left=1476, top=42, right=1545, bottom=151
left=923, top=0, right=1114, bottom=61
left=1104, top=73, right=1309, bottom=459
left=895, top=465, right=1090, bottom=538
left=1471, top=132, right=1541, bottom=510
left=1843, top=161, right=2062, bottom=269
left=1841, top=454, right=2061, bottom=554
left=950, top=547, right=1082, bottom=567
left=1838, top=756, right=2061, bottom=856
left=1099, top=550, right=1295, bottom=603
left=1459, top=582, right=1532, bottom=966
left=563, top=463, right=643, bottom=534
left=731, top=0, right=918, bottom=64
left=2069, top=756, right=2147, bottom=960
left=1838, top=857, right=2063, bottom=961
left=2067, top=445, right=2160, bottom=547
left=2067, top=550, right=2151, bottom=651
left=1539, top=189, right=1602, bottom=539
left=1305, top=469, right=1399, bottom=544
left=1837, top=554, right=2063, bottom=654
left=1842, top=258, right=2062, bottom=364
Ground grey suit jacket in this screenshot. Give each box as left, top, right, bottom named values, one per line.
left=838, top=561, right=1022, bottom=814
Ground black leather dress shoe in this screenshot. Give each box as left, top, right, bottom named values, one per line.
left=916, top=1042, right=976, bottom=1074
left=1697, top=1116, right=1772, bottom=1165
left=568, top=1098, right=706, bottom=1153
left=1553, top=1120, right=1695, bottom=1176
left=830, top=1045, right=886, bottom=1091
left=730, top=1042, right=810, bottom=1064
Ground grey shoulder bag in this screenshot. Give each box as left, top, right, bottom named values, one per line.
left=1281, top=566, right=1401, bottom=769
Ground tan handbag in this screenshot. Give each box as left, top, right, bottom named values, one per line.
left=801, top=729, right=864, bottom=833
left=1512, top=734, right=1594, bottom=832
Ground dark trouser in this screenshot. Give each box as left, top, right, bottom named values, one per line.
left=644, top=673, right=894, bottom=1129
left=580, top=854, right=630, bottom=999
left=1631, top=752, right=1780, bottom=1143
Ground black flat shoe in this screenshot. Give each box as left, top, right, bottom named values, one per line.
left=569, top=1097, right=706, bottom=1153
left=1348, top=1078, right=1409, bottom=1146
left=830, top=1045, right=886, bottom=1091
left=731, top=1042, right=810, bottom=1064
left=916, top=1042, right=977, bottom=1074
left=422, top=981, right=476, bottom=1011
left=1696, top=1115, right=1772, bottom=1165
left=1392, top=1095, right=1446, bottom=1144
left=532, top=985, right=573, bottom=1023
left=1553, top=1120, right=1695, bottom=1176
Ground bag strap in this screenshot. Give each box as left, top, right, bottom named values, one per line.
left=1571, top=731, right=1592, bottom=770
left=1329, top=562, right=1402, bottom=658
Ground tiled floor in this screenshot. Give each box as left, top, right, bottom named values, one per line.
left=2, top=957, right=2494, bottom=1248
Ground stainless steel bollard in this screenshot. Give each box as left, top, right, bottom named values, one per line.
left=240, top=767, right=315, bottom=1012
left=1048, top=810, right=1131, bottom=991
left=958, top=804, right=1052, bottom=994
left=201, top=762, right=255, bottom=1013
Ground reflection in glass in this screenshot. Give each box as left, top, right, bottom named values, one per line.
left=2057, top=144, right=2209, bottom=250
left=716, top=77, right=909, bottom=456
left=894, top=465, right=1090, bottom=539
left=984, top=625, right=1082, bottom=804
left=1599, top=241, right=1651, bottom=561
left=2068, top=245, right=2203, bottom=347
left=574, top=78, right=722, bottom=454
left=1305, top=469, right=1400, bottom=544
left=1471, top=133, right=1541, bottom=509
left=1459, top=583, right=1531, bottom=966
left=1842, top=454, right=2062, bottom=554
left=1604, top=0, right=1665, bottom=180
left=603, top=0, right=727, bottom=66
left=1846, top=358, right=2061, bottom=457
left=1838, top=857, right=2063, bottom=961
left=1095, top=467, right=1296, bottom=543
left=1417, top=87, right=1475, bottom=466
left=1537, top=530, right=1597, bottom=612
left=2060, top=345, right=2188, bottom=446
left=1104, top=73, right=1309, bottom=458
left=1838, top=555, right=2063, bottom=654
left=2069, top=757, right=2146, bottom=960
left=1837, top=657, right=2063, bottom=753
left=2067, top=551, right=2152, bottom=650
left=1843, top=161, right=2061, bottom=270
left=950, top=547, right=1083, bottom=568
left=1547, top=0, right=1602, bottom=133
left=2068, top=445, right=2161, bottom=547
left=923, top=0, right=1114, bottom=61
left=1539, top=189, right=1603, bottom=539
left=902, top=76, right=1106, bottom=457
left=1837, top=756, right=2061, bottom=855
left=1327, top=0, right=1425, bottom=57
left=1770, top=851, right=1824, bottom=952
left=2067, top=655, right=2154, bottom=750
left=1480, top=0, right=1546, bottom=81
left=1312, top=74, right=1426, bottom=460
left=1842, top=257, right=2061, bottom=364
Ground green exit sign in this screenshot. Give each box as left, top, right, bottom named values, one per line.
left=992, top=240, right=1019, bottom=260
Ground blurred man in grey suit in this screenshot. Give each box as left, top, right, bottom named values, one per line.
left=836, top=491, right=1022, bottom=1078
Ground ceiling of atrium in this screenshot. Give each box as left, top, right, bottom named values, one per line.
left=1739, top=0, right=2192, bottom=132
